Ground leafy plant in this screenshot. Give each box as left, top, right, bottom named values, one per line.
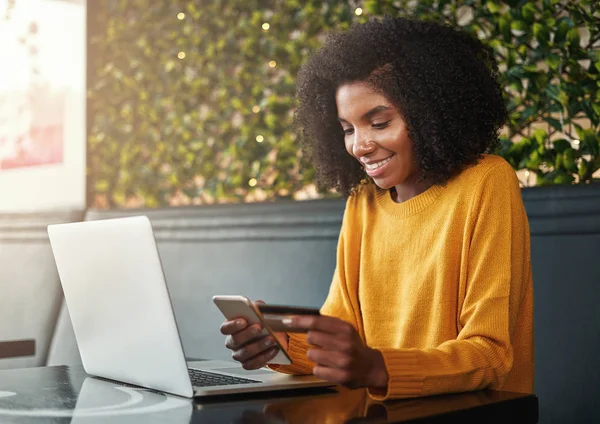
left=87, top=0, right=600, bottom=207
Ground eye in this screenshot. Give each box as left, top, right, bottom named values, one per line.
left=342, top=127, right=354, bottom=135
left=372, top=121, right=390, bottom=130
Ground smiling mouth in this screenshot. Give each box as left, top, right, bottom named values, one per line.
left=364, top=155, right=394, bottom=171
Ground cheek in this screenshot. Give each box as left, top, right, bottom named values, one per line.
left=388, top=132, right=417, bottom=173
left=393, top=129, right=413, bottom=154
left=344, top=138, right=354, bottom=157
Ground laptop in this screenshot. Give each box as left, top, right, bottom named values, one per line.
left=47, top=216, right=333, bottom=398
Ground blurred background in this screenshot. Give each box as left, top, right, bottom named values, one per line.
left=85, top=0, right=599, bottom=209
left=2, top=0, right=599, bottom=212
left=0, top=1, right=599, bottom=423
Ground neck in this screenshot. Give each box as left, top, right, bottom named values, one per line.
left=392, top=176, right=433, bottom=203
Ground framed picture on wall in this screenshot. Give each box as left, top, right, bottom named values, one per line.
left=0, top=0, right=86, bottom=213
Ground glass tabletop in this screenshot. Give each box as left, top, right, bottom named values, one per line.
left=0, top=365, right=538, bottom=424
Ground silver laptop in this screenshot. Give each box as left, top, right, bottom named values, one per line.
left=47, top=216, right=333, bottom=398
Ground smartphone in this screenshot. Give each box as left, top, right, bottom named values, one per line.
left=212, top=295, right=292, bottom=365
left=257, top=304, right=321, bottom=333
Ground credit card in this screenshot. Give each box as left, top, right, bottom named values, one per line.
left=257, top=304, right=321, bottom=316
left=258, top=304, right=320, bottom=333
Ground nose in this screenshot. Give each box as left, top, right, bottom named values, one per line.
left=352, top=132, right=376, bottom=158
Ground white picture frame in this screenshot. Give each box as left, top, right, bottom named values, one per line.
left=0, top=0, right=86, bottom=213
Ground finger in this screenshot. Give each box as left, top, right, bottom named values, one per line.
left=305, top=330, right=354, bottom=351
left=312, top=365, right=352, bottom=386
left=241, top=346, right=280, bottom=370
left=306, top=348, right=351, bottom=369
left=220, top=319, right=248, bottom=335
left=232, top=336, right=278, bottom=363
left=286, top=315, right=354, bottom=335
left=225, top=324, right=263, bottom=350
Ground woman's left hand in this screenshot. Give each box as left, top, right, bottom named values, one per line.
left=288, top=315, right=388, bottom=389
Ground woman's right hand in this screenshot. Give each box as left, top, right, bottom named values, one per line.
left=220, top=318, right=289, bottom=370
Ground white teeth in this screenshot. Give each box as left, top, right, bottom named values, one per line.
left=365, top=156, right=393, bottom=170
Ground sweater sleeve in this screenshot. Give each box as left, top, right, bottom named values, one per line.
left=369, top=163, right=532, bottom=400
left=269, top=195, right=363, bottom=374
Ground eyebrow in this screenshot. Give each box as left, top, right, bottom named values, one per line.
left=338, top=105, right=392, bottom=123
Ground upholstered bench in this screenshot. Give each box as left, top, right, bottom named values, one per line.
left=0, top=210, right=82, bottom=369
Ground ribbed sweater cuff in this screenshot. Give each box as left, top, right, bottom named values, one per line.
left=368, top=348, right=424, bottom=401
left=267, top=333, right=314, bottom=375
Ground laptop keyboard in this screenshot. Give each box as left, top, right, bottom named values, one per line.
left=188, top=368, right=261, bottom=387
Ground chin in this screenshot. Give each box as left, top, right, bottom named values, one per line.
left=371, top=177, right=397, bottom=190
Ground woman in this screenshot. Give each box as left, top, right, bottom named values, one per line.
left=220, top=16, right=533, bottom=401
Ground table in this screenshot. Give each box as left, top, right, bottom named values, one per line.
left=0, top=365, right=538, bottom=423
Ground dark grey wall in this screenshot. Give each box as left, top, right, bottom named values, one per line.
left=522, top=184, right=600, bottom=424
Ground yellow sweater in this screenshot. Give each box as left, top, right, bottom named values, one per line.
left=272, top=154, right=534, bottom=401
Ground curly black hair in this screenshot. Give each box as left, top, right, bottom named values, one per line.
left=295, top=16, right=507, bottom=197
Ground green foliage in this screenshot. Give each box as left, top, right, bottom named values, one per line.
left=88, top=0, right=600, bottom=207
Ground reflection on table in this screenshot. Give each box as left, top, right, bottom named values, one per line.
left=0, top=365, right=538, bottom=423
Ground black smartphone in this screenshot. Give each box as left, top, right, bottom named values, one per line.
left=257, top=303, right=320, bottom=333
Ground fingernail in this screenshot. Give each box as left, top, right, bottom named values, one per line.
left=263, top=337, right=274, bottom=347
left=236, top=320, right=245, bottom=329
left=282, top=318, right=294, bottom=326
left=251, top=325, right=262, bottom=335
